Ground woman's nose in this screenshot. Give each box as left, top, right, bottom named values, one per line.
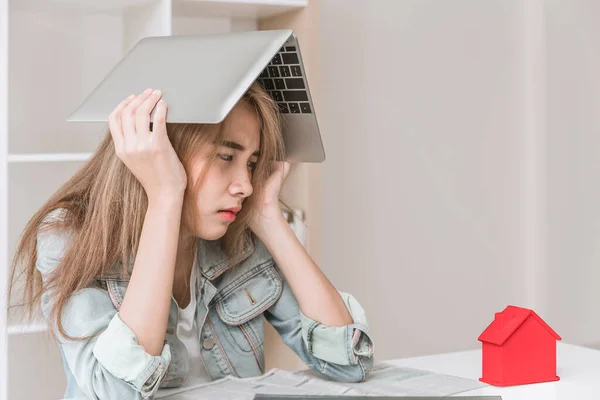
left=230, top=170, right=253, bottom=198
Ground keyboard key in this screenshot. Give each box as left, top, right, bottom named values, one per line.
left=272, top=91, right=283, bottom=102
left=268, top=66, right=279, bottom=77
left=274, top=79, right=285, bottom=90
left=285, top=78, right=305, bottom=89
left=260, top=68, right=269, bottom=78
left=279, top=66, right=291, bottom=77
left=291, top=66, right=302, bottom=76
left=282, top=53, right=299, bottom=64
left=280, top=47, right=285, bottom=53
left=289, top=103, right=300, bottom=113
left=278, top=103, right=289, bottom=113
left=272, top=54, right=282, bottom=65
left=263, top=79, right=275, bottom=90
left=285, top=46, right=296, bottom=52
left=283, top=91, right=308, bottom=102
left=300, top=103, right=312, bottom=113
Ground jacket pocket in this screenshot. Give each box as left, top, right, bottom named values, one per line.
left=214, top=262, right=283, bottom=357
left=215, top=262, right=283, bottom=325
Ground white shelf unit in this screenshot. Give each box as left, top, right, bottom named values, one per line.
left=8, top=153, right=93, bottom=163
left=0, top=1, right=309, bottom=399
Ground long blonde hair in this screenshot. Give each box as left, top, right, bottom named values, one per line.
left=7, top=82, right=285, bottom=341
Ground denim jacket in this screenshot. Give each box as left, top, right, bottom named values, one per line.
left=35, top=211, right=375, bottom=400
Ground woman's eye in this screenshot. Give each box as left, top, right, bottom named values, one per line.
left=218, top=154, right=255, bottom=170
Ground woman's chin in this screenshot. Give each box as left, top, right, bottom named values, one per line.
left=197, top=225, right=228, bottom=241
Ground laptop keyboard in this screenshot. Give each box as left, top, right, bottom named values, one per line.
left=257, top=46, right=312, bottom=115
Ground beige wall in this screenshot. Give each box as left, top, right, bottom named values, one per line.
left=314, top=0, right=600, bottom=361
left=317, top=0, right=528, bottom=359
left=0, top=0, right=7, bottom=398
left=545, top=0, right=600, bottom=348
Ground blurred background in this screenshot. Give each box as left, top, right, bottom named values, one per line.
left=2, top=0, right=600, bottom=399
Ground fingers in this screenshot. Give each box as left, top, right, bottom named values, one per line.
left=121, top=88, right=153, bottom=144
left=269, top=161, right=291, bottom=182
left=109, top=88, right=167, bottom=157
left=135, top=89, right=163, bottom=137
left=151, top=99, right=168, bottom=139
left=280, top=161, right=291, bottom=181
left=108, top=94, right=136, bottom=151
left=274, top=161, right=290, bottom=172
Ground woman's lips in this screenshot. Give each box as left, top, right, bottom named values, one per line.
left=218, top=210, right=237, bottom=222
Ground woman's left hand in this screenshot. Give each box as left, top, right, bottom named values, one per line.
left=248, top=161, right=291, bottom=232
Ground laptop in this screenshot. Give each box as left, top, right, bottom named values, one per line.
left=66, top=29, right=325, bottom=163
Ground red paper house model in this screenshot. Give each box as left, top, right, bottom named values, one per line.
left=478, top=305, right=561, bottom=386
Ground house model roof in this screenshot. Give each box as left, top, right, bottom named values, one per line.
left=478, top=305, right=561, bottom=346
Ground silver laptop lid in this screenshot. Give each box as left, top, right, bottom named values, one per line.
left=67, top=29, right=325, bottom=163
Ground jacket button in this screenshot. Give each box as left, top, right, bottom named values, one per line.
left=203, top=337, right=215, bottom=350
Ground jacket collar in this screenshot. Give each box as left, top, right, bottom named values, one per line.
left=195, top=236, right=255, bottom=280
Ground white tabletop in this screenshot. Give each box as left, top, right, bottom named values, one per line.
left=387, top=342, right=600, bottom=399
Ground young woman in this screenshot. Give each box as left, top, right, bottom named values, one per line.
left=8, top=83, right=374, bottom=399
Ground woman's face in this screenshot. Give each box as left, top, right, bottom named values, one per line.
left=186, top=102, right=261, bottom=240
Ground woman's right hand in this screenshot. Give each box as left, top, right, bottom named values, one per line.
left=108, top=88, right=188, bottom=202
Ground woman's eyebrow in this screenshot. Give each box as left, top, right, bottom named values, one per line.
left=221, top=140, right=260, bottom=157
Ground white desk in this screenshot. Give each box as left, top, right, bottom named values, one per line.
left=387, top=342, right=600, bottom=399
left=57, top=343, right=598, bottom=399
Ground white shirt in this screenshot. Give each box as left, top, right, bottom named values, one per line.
left=155, top=257, right=212, bottom=398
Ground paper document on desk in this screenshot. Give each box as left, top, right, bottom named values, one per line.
left=289, top=363, right=487, bottom=396
left=155, top=371, right=364, bottom=399
left=297, top=362, right=488, bottom=396
left=156, top=362, right=486, bottom=399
